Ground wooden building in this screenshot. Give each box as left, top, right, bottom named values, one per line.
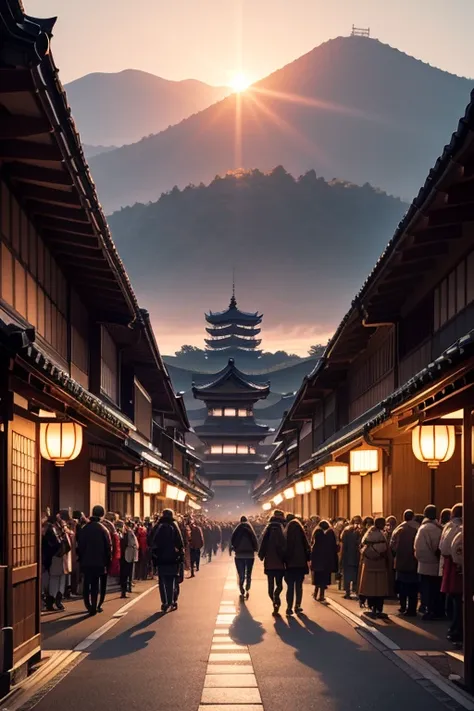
left=193, top=358, right=270, bottom=489
left=255, top=89, right=474, bottom=689
left=0, top=1, right=210, bottom=698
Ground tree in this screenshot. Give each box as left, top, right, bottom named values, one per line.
left=308, top=344, right=326, bottom=357
left=174, top=345, right=204, bottom=357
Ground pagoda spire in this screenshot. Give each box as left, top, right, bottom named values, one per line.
left=229, top=268, right=237, bottom=309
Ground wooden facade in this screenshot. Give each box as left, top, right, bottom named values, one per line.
left=0, top=2, right=210, bottom=698
left=257, top=91, right=474, bottom=689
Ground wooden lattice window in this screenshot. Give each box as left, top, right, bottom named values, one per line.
left=12, top=431, right=37, bottom=568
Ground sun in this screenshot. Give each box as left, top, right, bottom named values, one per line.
left=230, top=72, right=250, bottom=93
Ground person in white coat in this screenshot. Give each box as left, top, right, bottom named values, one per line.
left=414, top=505, right=442, bottom=620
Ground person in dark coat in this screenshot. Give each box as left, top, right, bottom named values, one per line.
left=285, top=517, right=311, bottom=615
left=189, top=520, right=204, bottom=576
left=311, top=520, right=339, bottom=602
left=340, top=517, right=362, bottom=598
left=258, top=510, right=286, bottom=615
left=390, top=509, right=420, bottom=616
left=77, top=505, right=112, bottom=616
left=151, top=509, right=184, bottom=612
left=231, top=516, right=259, bottom=599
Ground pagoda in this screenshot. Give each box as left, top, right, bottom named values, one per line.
left=205, top=286, right=263, bottom=362
left=192, top=359, right=271, bottom=484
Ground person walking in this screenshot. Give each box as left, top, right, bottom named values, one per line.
left=285, top=516, right=311, bottom=615
left=311, top=520, right=339, bottom=602
left=231, top=516, right=259, bottom=599
left=440, top=504, right=463, bottom=642
left=390, top=509, right=420, bottom=616
left=120, top=521, right=139, bottom=598
left=450, top=525, right=463, bottom=646
left=359, top=517, right=392, bottom=619
left=259, top=510, right=286, bottom=616
left=414, top=505, right=443, bottom=620
left=151, top=509, right=184, bottom=611
left=46, top=513, right=72, bottom=611
left=189, top=519, right=204, bottom=577
left=340, top=516, right=362, bottom=599
left=77, top=505, right=112, bottom=616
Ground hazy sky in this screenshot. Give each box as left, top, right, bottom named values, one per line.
left=26, top=0, right=474, bottom=86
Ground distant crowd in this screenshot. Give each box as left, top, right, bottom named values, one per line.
left=42, top=503, right=463, bottom=647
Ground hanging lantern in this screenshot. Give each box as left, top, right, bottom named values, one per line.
left=40, top=421, right=83, bottom=467
left=166, top=484, right=178, bottom=500
left=143, top=476, right=161, bottom=495
left=284, top=486, right=295, bottom=500
left=295, top=481, right=306, bottom=495
left=312, top=471, right=325, bottom=490
left=411, top=425, right=456, bottom=468
left=176, top=488, right=187, bottom=502
left=324, top=463, right=349, bottom=487
left=262, top=502, right=272, bottom=511
left=273, top=493, right=284, bottom=505
left=350, top=447, right=379, bottom=477
left=304, top=479, right=312, bottom=494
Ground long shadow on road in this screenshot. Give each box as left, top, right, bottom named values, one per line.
left=89, top=611, right=167, bottom=660
left=229, top=601, right=265, bottom=646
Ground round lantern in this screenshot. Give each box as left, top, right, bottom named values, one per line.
left=273, top=493, right=284, bottom=505
left=312, top=471, right=325, bottom=490
left=411, top=425, right=456, bottom=468
left=262, top=502, right=272, bottom=511
left=143, top=476, right=161, bottom=495
left=295, top=481, right=306, bottom=495
left=284, top=486, right=295, bottom=500
left=40, top=421, right=83, bottom=467
left=324, top=463, right=349, bottom=487
left=350, top=447, right=379, bottom=477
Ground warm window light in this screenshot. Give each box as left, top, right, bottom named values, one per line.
left=304, top=479, right=312, bottom=494
left=312, top=471, right=325, bottom=490
left=143, top=477, right=161, bottom=495
left=324, top=463, right=349, bottom=487
left=166, top=484, right=178, bottom=500
left=412, top=425, right=456, bottom=468
left=273, top=493, right=284, bottom=505
left=350, top=447, right=379, bottom=476
left=295, top=481, right=306, bottom=495
left=284, top=487, right=295, bottom=500
left=176, top=488, right=187, bottom=502
left=188, top=500, right=201, bottom=510
left=262, top=502, right=272, bottom=511
left=40, top=421, right=83, bottom=467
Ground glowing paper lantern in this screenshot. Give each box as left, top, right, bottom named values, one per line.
left=262, top=502, right=272, bottom=511
left=284, top=487, right=295, bottom=500
left=273, top=493, right=284, bottom=505
left=350, top=447, right=379, bottom=476
left=176, top=488, right=187, bottom=502
left=143, top=476, right=161, bottom=495
left=40, top=422, right=83, bottom=467
left=324, top=463, right=349, bottom=487
left=312, top=471, right=325, bottom=490
left=166, top=484, right=178, bottom=500
left=412, top=425, right=456, bottom=468
left=295, top=481, right=306, bottom=495
left=304, top=479, right=312, bottom=493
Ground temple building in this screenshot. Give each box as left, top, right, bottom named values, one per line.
left=205, top=288, right=263, bottom=364
left=192, top=359, right=271, bottom=507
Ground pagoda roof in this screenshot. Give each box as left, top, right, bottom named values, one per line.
left=206, top=325, right=261, bottom=338
left=205, top=336, right=261, bottom=350
left=194, top=421, right=270, bottom=437
left=206, top=293, right=262, bottom=326
left=192, top=358, right=270, bottom=399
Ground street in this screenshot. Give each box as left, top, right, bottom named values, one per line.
left=14, top=555, right=465, bottom=711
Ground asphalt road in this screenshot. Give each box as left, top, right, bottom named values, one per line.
left=31, top=555, right=449, bottom=711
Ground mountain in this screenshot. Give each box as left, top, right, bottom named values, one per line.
left=108, top=168, right=407, bottom=354
left=65, top=69, right=230, bottom=146
left=89, top=36, right=473, bottom=211
left=83, top=144, right=119, bottom=159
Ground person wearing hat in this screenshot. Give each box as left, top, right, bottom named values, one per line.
left=150, top=509, right=184, bottom=611
left=77, top=505, right=112, bottom=616
left=258, top=510, right=287, bottom=615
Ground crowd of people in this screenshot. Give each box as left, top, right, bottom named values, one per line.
left=42, top=502, right=464, bottom=648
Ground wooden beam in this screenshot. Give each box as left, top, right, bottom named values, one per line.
left=383, top=259, right=434, bottom=281
left=7, top=162, right=72, bottom=187
left=447, top=178, right=474, bottom=205
left=35, top=217, right=96, bottom=238
left=70, top=279, right=123, bottom=294
left=43, top=231, right=99, bottom=250
left=401, top=243, right=449, bottom=263
left=412, top=223, right=463, bottom=244
left=21, top=183, right=82, bottom=207
left=429, top=202, right=474, bottom=227
left=26, top=200, right=89, bottom=222
left=52, top=246, right=107, bottom=261
left=0, top=115, right=51, bottom=139
left=0, top=139, right=61, bottom=161
left=0, top=69, right=35, bottom=93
